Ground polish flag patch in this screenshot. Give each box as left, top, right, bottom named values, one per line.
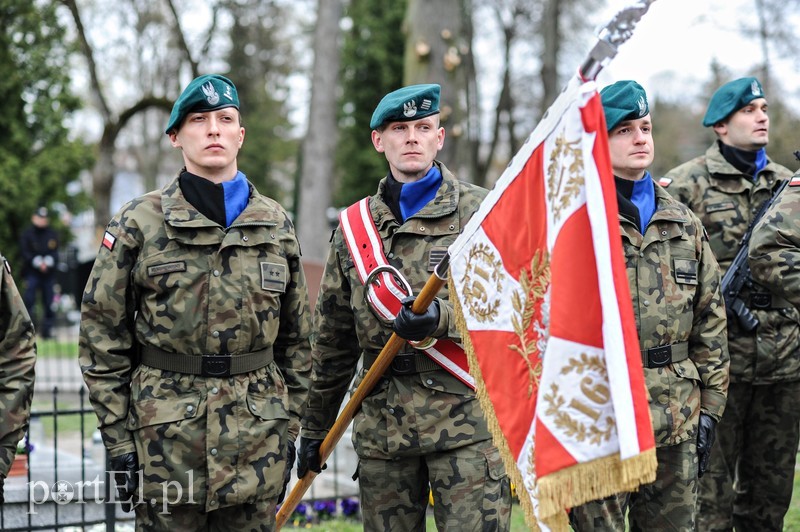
left=658, top=177, right=673, bottom=187
left=790, top=175, right=800, bottom=187
left=102, top=231, right=116, bottom=250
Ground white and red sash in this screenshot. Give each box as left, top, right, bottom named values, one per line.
left=340, top=198, right=475, bottom=389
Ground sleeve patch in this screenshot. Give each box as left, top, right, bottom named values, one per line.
left=102, top=231, right=116, bottom=251
left=658, top=177, right=673, bottom=187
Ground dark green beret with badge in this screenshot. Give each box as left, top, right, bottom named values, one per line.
left=702, top=77, right=764, bottom=127
left=600, top=80, right=650, bottom=131
left=165, top=74, right=240, bottom=134
left=370, top=84, right=441, bottom=130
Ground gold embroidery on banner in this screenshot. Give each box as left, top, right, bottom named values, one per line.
left=547, top=132, right=584, bottom=224
left=460, top=242, right=504, bottom=322
left=543, top=353, right=615, bottom=445
left=510, top=249, right=550, bottom=397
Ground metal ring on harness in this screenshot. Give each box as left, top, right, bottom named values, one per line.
left=363, top=264, right=413, bottom=326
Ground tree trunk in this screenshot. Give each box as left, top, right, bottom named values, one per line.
left=404, top=0, right=474, bottom=182
left=296, top=0, right=343, bottom=263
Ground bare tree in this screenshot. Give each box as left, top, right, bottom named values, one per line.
left=297, top=0, right=344, bottom=263
left=404, top=0, right=476, bottom=182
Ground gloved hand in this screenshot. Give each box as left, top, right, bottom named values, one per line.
left=697, top=413, right=717, bottom=478
left=392, top=297, right=440, bottom=342
left=278, top=440, right=295, bottom=503
left=109, top=452, right=139, bottom=512
left=297, top=437, right=326, bottom=479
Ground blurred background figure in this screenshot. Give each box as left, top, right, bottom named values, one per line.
left=19, top=207, right=59, bottom=339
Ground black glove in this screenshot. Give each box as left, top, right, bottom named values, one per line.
left=297, top=437, right=326, bottom=479
left=278, top=440, right=295, bottom=503
left=392, top=297, right=440, bottom=342
left=697, top=413, right=717, bottom=478
left=109, top=452, right=139, bottom=512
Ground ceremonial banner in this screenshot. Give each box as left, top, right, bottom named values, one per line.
left=448, top=77, right=656, bottom=530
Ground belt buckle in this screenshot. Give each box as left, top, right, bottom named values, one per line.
left=647, top=346, right=672, bottom=368
left=202, top=354, right=232, bottom=377
left=391, top=355, right=415, bottom=375
left=750, top=292, right=771, bottom=309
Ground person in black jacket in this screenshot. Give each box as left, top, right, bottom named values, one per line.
left=19, top=207, right=59, bottom=338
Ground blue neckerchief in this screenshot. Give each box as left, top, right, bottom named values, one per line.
left=221, top=171, right=250, bottom=227
left=631, top=172, right=656, bottom=234
left=755, top=148, right=768, bottom=178
left=399, top=166, right=442, bottom=221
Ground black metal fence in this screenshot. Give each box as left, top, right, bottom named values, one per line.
left=2, top=336, right=360, bottom=531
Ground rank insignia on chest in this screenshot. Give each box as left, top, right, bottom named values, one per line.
left=673, top=258, right=699, bottom=285
left=261, top=262, right=287, bottom=292
left=428, top=247, right=448, bottom=272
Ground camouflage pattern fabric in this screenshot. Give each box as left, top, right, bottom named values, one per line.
left=135, top=497, right=277, bottom=531
left=357, top=439, right=510, bottom=531
left=570, top=439, right=697, bottom=531
left=571, top=185, right=728, bottom=532
left=79, top=175, right=312, bottom=512
left=0, top=253, right=36, bottom=477
left=696, top=381, right=800, bottom=531
left=302, top=162, right=511, bottom=527
left=665, top=144, right=799, bottom=531
left=663, top=143, right=798, bottom=384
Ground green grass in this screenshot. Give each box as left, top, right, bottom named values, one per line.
left=35, top=338, right=79, bottom=359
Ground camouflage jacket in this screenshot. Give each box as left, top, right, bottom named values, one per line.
left=663, top=142, right=798, bottom=384
left=620, top=184, right=729, bottom=447
left=79, top=175, right=312, bottom=509
left=302, top=163, right=495, bottom=458
left=0, top=254, right=36, bottom=477
left=749, top=175, right=800, bottom=381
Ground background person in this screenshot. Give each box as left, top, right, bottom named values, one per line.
left=662, top=76, right=799, bottom=531
left=19, top=207, right=59, bottom=339
left=79, top=74, right=312, bottom=530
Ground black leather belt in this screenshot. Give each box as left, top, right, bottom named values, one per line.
left=363, top=352, right=440, bottom=376
left=140, top=345, right=273, bottom=377
left=641, top=342, right=689, bottom=369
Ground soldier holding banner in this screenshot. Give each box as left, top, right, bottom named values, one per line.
left=298, top=84, right=512, bottom=530
left=662, top=77, right=799, bottom=531
left=569, top=80, right=729, bottom=531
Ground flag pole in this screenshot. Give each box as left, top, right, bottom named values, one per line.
left=275, top=256, right=450, bottom=529
left=276, top=2, right=657, bottom=526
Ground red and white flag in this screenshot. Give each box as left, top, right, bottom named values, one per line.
left=448, top=77, right=656, bottom=530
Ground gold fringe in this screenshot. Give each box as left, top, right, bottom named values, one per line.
left=449, top=273, right=658, bottom=532
left=538, top=449, right=657, bottom=527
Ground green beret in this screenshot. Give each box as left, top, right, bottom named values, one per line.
left=370, top=84, right=440, bottom=130
left=165, top=74, right=239, bottom=134
left=702, top=77, right=764, bottom=127
left=600, top=80, right=650, bottom=131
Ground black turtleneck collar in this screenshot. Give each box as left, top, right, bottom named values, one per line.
left=179, top=170, right=226, bottom=227
left=719, top=140, right=758, bottom=178
left=383, top=173, right=404, bottom=222
left=614, top=176, right=640, bottom=229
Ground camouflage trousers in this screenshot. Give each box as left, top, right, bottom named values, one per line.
left=697, top=381, right=800, bottom=532
left=133, top=499, right=277, bottom=531
left=356, top=438, right=512, bottom=531
left=569, top=439, right=697, bottom=531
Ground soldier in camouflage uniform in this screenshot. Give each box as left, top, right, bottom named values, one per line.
left=662, top=77, right=799, bottom=531
left=746, top=179, right=800, bottom=531
left=79, top=74, right=312, bottom=530
left=297, top=84, right=511, bottom=531
left=570, top=80, right=729, bottom=532
left=0, top=253, right=36, bottom=504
